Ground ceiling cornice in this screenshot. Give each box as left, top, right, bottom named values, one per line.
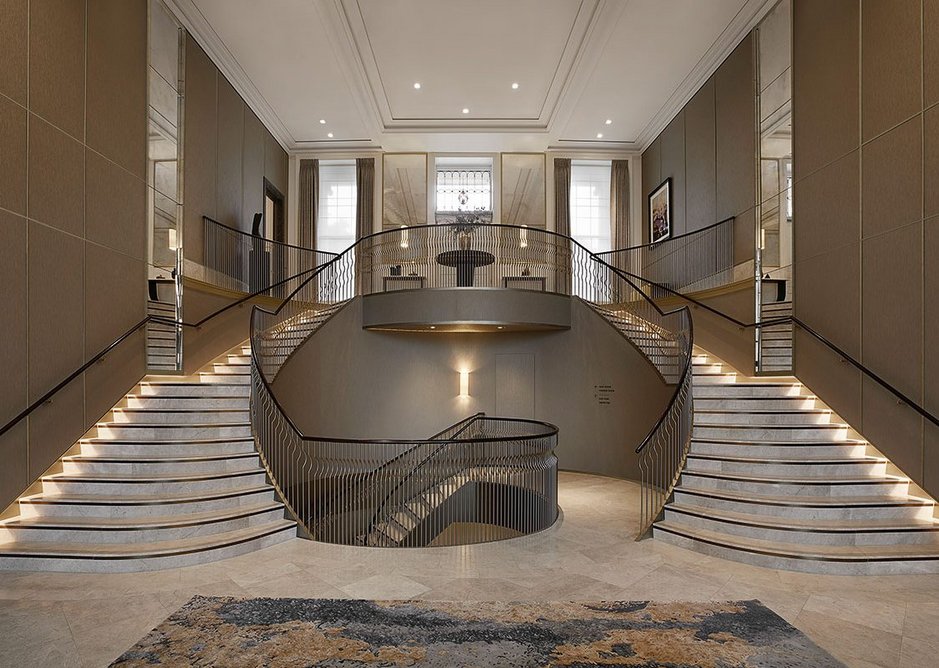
left=162, top=0, right=296, bottom=151
left=633, top=0, right=777, bottom=152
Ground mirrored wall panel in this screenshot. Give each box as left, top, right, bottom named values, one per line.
left=382, top=153, right=428, bottom=230
left=501, top=153, right=546, bottom=229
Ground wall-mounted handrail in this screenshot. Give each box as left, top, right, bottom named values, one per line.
left=203, top=216, right=339, bottom=256
left=621, top=269, right=939, bottom=430
left=595, top=216, right=736, bottom=256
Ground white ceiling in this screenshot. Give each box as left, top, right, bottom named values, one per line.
left=170, top=0, right=775, bottom=153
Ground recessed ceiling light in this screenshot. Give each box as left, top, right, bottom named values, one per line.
left=497, top=325, right=504, bottom=329
left=429, top=325, right=436, bottom=329
left=327, top=132, right=334, bottom=138
left=413, top=82, right=421, bottom=89
left=319, top=119, right=326, bottom=124
left=511, top=82, right=519, bottom=90
left=462, top=108, right=470, bottom=114
left=605, top=119, right=612, bottom=125
left=596, top=133, right=603, bottom=139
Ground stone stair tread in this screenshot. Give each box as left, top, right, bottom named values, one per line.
left=81, top=436, right=254, bottom=445
left=694, top=408, right=831, bottom=415
left=694, top=423, right=847, bottom=429
left=97, top=421, right=251, bottom=428
left=675, top=486, right=932, bottom=507
left=655, top=522, right=939, bottom=561
left=62, top=452, right=258, bottom=464
left=0, top=520, right=294, bottom=558
left=114, top=408, right=246, bottom=414
left=19, top=485, right=275, bottom=506
left=42, top=469, right=264, bottom=484
left=692, top=437, right=867, bottom=446
left=1, top=502, right=283, bottom=530
left=665, top=503, right=939, bottom=533
left=683, top=469, right=904, bottom=485
left=687, top=453, right=886, bottom=465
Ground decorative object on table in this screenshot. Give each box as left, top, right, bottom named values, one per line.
left=390, top=264, right=402, bottom=276
left=111, top=596, right=845, bottom=667
left=649, top=177, right=671, bottom=244
left=521, top=265, right=531, bottom=276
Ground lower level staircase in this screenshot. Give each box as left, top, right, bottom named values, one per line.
left=654, top=348, right=939, bottom=574
left=0, top=343, right=295, bottom=572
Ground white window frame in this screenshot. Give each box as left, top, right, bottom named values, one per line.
left=570, top=160, right=613, bottom=253
left=316, top=160, right=357, bottom=254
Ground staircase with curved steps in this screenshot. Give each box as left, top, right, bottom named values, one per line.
left=654, top=348, right=939, bottom=574
left=0, top=344, right=295, bottom=573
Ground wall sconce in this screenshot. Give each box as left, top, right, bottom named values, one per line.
left=519, top=224, right=528, bottom=248
left=167, top=228, right=178, bottom=251
left=459, top=369, right=470, bottom=397
left=400, top=225, right=409, bottom=249
left=759, top=228, right=766, bottom=250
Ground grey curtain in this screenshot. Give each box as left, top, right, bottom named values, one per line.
left=610, top=160, right=630, bottom=269
left=299, top=159, right=318, bottom=250
left=554, top=158, right=572, bottom=293
left=355, top=158, right=375, bottom=241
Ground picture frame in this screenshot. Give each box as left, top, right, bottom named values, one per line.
left=648, top=178, right=672, bottom=244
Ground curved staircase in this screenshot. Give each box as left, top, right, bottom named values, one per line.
left=654, top=348, right=939, bottom=574
left=0, top=343, right=295, bottom=572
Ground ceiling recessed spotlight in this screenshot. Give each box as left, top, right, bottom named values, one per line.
left=511, top=82, right=519, bottom=90
left=429, top=325, right=436, bottom=329
left=596, top=133, right=603, bottom=139
left=605, top=119, right=612, bottom=125
left=462, top=108, right=470, bottom=114
left=327, top=132, right=334, bottom=138
left=413, top=82, right=421, bottom=89
left=319, top=119, right=326, bottom=124
left=497, top=325, right=504, bottom=329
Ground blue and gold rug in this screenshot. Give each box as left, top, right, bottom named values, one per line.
left=111, top=596, right=843, bottom=667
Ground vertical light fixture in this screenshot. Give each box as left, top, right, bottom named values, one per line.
left=400, top=225, right=409, bottom=248
left=167, top=228, right=178, bottom=251
left=459, top=369, right=470, bottom=397
left=519, top=224, right=528, bottom=248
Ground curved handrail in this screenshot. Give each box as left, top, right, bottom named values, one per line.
left=0, top=256, right=335, bottom=441
left=203, top=216, right=340, bottom=256
left=620, top=269, right=939, bottom=430
left=595, top=216, right=735, bottom=255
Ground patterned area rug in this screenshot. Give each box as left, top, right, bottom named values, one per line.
left=111, top=596, right=843, bottom=667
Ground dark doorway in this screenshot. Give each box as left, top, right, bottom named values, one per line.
left=263, top=179, right=287, bottom=295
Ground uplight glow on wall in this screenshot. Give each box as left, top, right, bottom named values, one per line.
left=459, top=369, right=470, bottom=397
left=519, top=224, right=528, bottom=248
left=400, top=225, right=409, bottom=248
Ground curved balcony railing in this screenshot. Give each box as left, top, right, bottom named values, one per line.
left=249, top=223, right=693, bottom=545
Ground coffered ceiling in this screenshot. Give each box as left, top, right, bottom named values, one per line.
left=167, top=0, right=775, bottom=153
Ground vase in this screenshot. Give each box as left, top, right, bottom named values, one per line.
left=458, top=232, right=472, bottom=250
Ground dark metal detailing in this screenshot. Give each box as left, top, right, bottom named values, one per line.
left=202, top=216, right=336, bottom=296
left=248, top=223, right=695, bottom=545
left=597, top=217, right=735, bottom=293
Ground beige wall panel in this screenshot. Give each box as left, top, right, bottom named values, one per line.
left=861, top=223, right=923, bottom=400
left=264, top=129, right=288, bottom=196
left=0, top=423, right=28, bottom=512
left=732, top=207, right=755, bottom=264
left=715, top=35, right=756, bottom=221
left=0, top=95, right=27, bottom=215
left=84, top=242, right=145, bottom=355
left=925, top=107, right=939, bottom=218
left=794, top=328, right=863, bottom=428
left=926, top=0, right=939, bottom=107
left=925, top=421, right=939, bottom=501
left=27, top=223, right=84, bottom=402
left=0, top=211, right=27, bottom=425
left=182, top=37, right=218, bottom=262
left=923, top=216, right=939, bottom=416
left=86, top=0, right=147, bottom=179
left=85, top=149, right=147, bottom=260
left=862, top=377, right=924, bottom=485
left=84, top=329, right=146, bottom=424
left=28, top=115, right=84, bottom=237
left=861, top=0, right=922, bottom=141
left=861, top=117, right=923, bottom=238
left=794, top=243, right=861, bottom=356
left=216, top=78, right=245, bottom=229
left=0, top=0, right=27, bottom=104
left=659, top=112, right=686, bottom=236
left=26, top=379, right=84, bottom=480
left=684, top=78, right=718, bottom=233
left=640, top=139, right=661, bottom=244
left=792, top=0, right=859, bottom=177
left=242, top=112, right=265, bottom=229
left=793, top=150, right=859, bottom=262
left=28, top=0, right=85, bottom=140
left=693, top=285, right=757, bottom=375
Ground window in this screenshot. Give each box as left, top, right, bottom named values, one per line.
left=434, top=156, right=493, bottom=213
left=570, top=160, right=612, bottom=253
left=317, top=161, right=357, bottom=254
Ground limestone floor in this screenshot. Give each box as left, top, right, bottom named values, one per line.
left=1, top=472, right=937, bottom=667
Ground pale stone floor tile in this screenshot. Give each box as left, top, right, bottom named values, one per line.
left=900, top=634, right=939, bottom=668
left=794, top=609, right=903, bottom=668
left=340, top=573, right=431, bottom=599
left=242, top=572, right=349, bottom=599
left=901, top=601, right=939, bottom=641
left=802, top=592, right=907, bottom=636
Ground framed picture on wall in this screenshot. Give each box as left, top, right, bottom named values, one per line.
left=649, top=178, right=671, bottom=244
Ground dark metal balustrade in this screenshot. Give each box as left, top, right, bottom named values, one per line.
left=249, top=223, right=695, bottom=544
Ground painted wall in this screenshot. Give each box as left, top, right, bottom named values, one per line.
left=0, top=0, right=149, bottom=510
left=272, top=296, right=672, bottom=481
left=183, top=35, right=289, bottom=263
left=640, top=35, right=757, bottom=262
left=791, top=0, right=939, bottom=496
